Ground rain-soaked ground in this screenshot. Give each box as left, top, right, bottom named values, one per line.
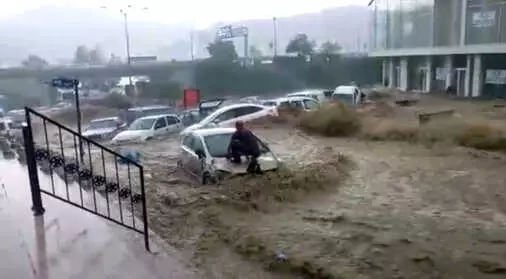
left=0, top=149, right=199, bottom=278
left=24, top=120, right=506, bottom=278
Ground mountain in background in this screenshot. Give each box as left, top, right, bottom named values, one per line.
left=0, top=5, right=370, bottom=66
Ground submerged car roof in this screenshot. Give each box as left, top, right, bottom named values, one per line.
left=90, top=116, right=120, bottom=122
left=128, top=105, right=171, bottom=111
left=192, top=127, right=236, bottom=137
left=276, top=96, right=315, bottom=102
left=135, top=113, right=179, bottom=121
left=334, top=86, right=357, bottom=94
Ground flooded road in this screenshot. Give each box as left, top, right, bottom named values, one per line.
left=15, top=120, right=506, bottom=278
left=0, top=155, right=199, bottom=279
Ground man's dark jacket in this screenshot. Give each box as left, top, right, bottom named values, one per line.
left=228, top=129, right=260, bottom=156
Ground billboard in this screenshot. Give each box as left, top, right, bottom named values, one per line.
left=216, top=25, right=248, bottom=40
left=183, top=88, right=200, bottom=109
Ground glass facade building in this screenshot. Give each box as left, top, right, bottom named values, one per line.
left=370, top=0, right=506, bottom=99
left=371, top=0, right=506, bottom=51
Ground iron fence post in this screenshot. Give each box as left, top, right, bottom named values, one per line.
left=23, top=109, right=45, bottom=216
left=139, top=166, right=150, bottom=252
left=74, top=80, right=84, bottom=162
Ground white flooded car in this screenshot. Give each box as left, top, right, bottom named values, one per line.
left=261, top=96, right=320, bottom=111
left=111, top=114, right=182, bottom=144
left=181, top=103, right=277, bottom=135
left=82, top=117, right=126, bottom=141
left=332, top=85, right=365, bottom=106
left=178, top=128, right=281, bottom=184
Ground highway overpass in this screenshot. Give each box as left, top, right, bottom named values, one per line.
left=0, top=61, right=197, bottom=86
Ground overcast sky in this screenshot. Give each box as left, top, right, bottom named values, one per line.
left=1, top=0, right=368, bottom=28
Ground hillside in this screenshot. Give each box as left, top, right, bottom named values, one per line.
left=0, top=5, right=370, bottom=65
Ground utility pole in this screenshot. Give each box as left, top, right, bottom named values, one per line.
left=190, top=30, right=195, bottom=61
left=273, top=17, right=278, bottom=57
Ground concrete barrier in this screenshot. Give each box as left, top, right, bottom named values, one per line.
left=418, top=109, right=455, bottom=125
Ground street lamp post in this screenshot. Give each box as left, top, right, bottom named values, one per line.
left=120, top=9, right=134, bottom=90
left=190, top=30, right=195, bottom=61
left=101, top=5, right=147, bottom=103
left=273, top=17, right=278, bottom=57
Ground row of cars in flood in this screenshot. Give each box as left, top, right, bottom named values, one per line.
left=79, top=85, right=365, bottom=184
left=83, top=85, right=366, bottom=145
left=176, top=85, right=367, bottom=184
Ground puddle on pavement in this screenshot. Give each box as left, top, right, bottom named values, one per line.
left=0, top=151, right=140, bottom=231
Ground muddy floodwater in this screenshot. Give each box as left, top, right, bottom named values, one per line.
left=25, top=121, right=506, bottom=278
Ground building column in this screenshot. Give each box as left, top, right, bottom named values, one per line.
left=388, top=57, right=395, bottom=88
left=400, top=57, right=409, bottom=91
left=426, top=56, right=434, bottom=92
left=471, top=54, right=483, bottom=97
left=382, top=59, right=388, bottom=86
left=444, top=55, right=454, bottom=88
left=464, top=55, right=473, bottom=97
left=460, top=0, right=467, bottom=46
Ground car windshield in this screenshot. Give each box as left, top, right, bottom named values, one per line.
left=128, top=118, right=156, bottom=130
left=203, top=133, right=269, bottom=158
left=333, top=94, right=354, bottom=105
left=88, top=119, right=117, bottom=129
left=204, top=133, right=233, bottom=157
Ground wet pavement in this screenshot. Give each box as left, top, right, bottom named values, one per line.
left=0, top=157, right=199, bottom=279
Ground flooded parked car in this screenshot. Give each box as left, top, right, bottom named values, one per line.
left=181, top=103, right=277, bottom=135
left=82, top=117, right=126, bottom=141
left=111, top=114, right=182, bottom=144
left=178, top=127, right=281, bottom=184
left=125, top=105, right=173, bottom=125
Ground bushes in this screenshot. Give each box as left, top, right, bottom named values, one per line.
left=298, top=103, right=361, bottom=137
left=285, top=103, right=506, bottom=153
left=454, top=123, right=506, bottom=151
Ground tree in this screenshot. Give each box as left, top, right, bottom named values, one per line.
left=319, top=41, right=342, bottom=55
left=89, top=45, right=106, bottom=65
left=285, top=33, right=315, bottom=56
left=21, top=55, right=49, bottom=69
left=249, top=46, right=263, bottom=59
left=206, top=40, right=238, bottom=62
left=74, top=45, right=90, bottom=65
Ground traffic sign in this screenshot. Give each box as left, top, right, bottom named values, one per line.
left=50, top=78, right=78, bottom=89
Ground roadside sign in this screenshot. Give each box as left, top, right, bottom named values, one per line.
left=50, top=78, right=78, bottom=89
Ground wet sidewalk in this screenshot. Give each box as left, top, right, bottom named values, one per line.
left=0, top=159, right=199, bottom=279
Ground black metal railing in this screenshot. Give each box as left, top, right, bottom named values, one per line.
left=22, top=107, right=150, bottom=251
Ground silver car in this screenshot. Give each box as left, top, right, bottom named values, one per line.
left=177, top=127, right=281, bottom=184
left=82, top=117, right=126, bottom=141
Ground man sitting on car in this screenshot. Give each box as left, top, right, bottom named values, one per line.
left=227, top=121, right=261, bottom=173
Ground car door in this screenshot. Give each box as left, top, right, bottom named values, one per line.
left=234, top=105, right=265, bottom=123
left=180, top=134, right=204, bottom=176
left=290, top=100, right=305, bottom=110
left=180, top=135, right=195, bottom=173
left=153, top=117, right=168, bottom=136
left=303, top=99, right=319, bottom=111
left=165, top=115, right=182, bottom=133
left=213, top=108, right=241, bottom=127
left=190, top=135, right=206, bottom=175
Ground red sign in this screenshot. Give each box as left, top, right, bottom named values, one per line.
left=183, top=88, right=200, bottom=109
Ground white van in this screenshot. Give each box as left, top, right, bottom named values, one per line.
left=332, top=85, right=364, bottom=106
